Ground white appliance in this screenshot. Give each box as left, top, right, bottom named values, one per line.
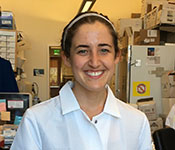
left=116, top=45, right=175, bottom=115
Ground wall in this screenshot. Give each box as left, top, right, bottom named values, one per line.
left=1, top=0, right=141, bottom=101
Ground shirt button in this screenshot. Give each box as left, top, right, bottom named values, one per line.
left=95, top=120, right=98, bottom=124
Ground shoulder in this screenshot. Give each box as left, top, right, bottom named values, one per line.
left=0, top=58, right=12, bottom=73
left=118, top=99, right=143, bottom=114
left=113, top=98, right=149, bottom=128
left=115, top=98, right=151, bottom=138
left=107, top=86, right=147, bottom=123
left=25, top=95, right=62, bottom=120
left=107, top=86, right=146, bottom=120
left=0, top=57, right=10, bottom=65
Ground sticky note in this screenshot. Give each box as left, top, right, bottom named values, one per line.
left=1, top=111, right=10, bottom=121
left=0, top=99, right=6, bottom=111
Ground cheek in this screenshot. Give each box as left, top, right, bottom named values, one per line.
left=104, top=57, right=116, bottom=67
left=105, top=60, right=116, bottom=74
left=71, top=56, right=86, bottom=70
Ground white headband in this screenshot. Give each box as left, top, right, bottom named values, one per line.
left=62, top=13, right=116, bottom=50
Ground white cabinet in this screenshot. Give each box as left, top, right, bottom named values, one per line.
left=0, top=29, right=17, bottom=70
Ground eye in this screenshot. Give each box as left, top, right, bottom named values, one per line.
left=100, top=49, right=110, bottom=54
left=77, top=49, right=88, bottom=56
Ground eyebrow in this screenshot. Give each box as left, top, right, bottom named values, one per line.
left=98, top=43, right=112, bottom=47
left=75, top=45, right=89, bottom=49
left=75, top=43, right=112, bottom=49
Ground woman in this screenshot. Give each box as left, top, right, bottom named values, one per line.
left=11, top=12, right=152, bottom=150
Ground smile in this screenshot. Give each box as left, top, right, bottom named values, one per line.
left=86, top=71, right=103, bottom=77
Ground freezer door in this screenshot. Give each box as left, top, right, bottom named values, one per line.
left=129, top=45, right=175, bottom=115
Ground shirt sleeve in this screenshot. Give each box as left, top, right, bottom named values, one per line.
left=10, top=109, right=42, bottom=150
left=165, top=105, right=175, bottom=129
left=138, top=114, right=152, bottom=150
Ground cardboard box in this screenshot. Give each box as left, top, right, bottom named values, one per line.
left=134, top=29, right=160, bottom=45
left=131, top=13, right=141, bottom=18
left=141, top=0, right=166, bottom=16
left=116, top=18, right=142, bottom=37
left=156, top=7, right=175, bottom=25
left=161, top=1, right=175, bottom=10
left=144, top=8, right=158, bottom=29
left=162, top=98, right=175, bottom=115
left=129, top=103, right=138, bottom=109
left=149, top=117, right=163, bottom=134
left=161, top=71, right=175, bottom=98
left=144, top=2, right=175, bottom=29
left=137, top=98, right=157, bottom=120
left=141, top=0, right=175, bottom=16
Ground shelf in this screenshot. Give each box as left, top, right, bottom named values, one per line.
left=50, top=86, right=60, bottom=88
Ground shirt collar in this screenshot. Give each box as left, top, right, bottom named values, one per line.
left=59, top=81, right=80, bottom=115
left=59, top=81, right=121, bottom=118
left=103, top=85, right=121, bottom=118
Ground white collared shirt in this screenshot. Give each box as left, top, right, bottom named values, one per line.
left=11, top=81, right=152, bottom=150
left=165, top=104, right=175, bottom=129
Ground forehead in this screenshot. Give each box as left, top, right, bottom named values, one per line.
left=71, top=21, right=113, bottom=47
left=74, top=21, right=111, bottom=37
left=76, top=20, right=109, bottom=30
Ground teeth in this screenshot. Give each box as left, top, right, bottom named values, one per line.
left=87, top=71, right=103, bottom=76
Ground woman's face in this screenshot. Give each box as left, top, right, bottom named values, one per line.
left=63, top=21, right=119, bottom=92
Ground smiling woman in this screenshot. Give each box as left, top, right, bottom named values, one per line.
left=66, top=21, right=118, bottom=94
left=11, top=11, right=152, bottom=150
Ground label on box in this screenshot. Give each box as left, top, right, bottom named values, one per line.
left=6, top=42, right=15, bottom=47
left=6, top=52, right=15, bottom=59
left=7, top=47, right=15, bottom=53
left=0, top=52, right=6, bottom=58
left=147, top=30, right=157, bottom=37
left=0, top=31, right=15, bottom=36
left=0, top=35, right=6, bottom=41
left=137, top=100, right=157, bottom=120
left=1, top=11, right=13, bottom=17
left=6, top=36, right=15, bottom=42
left=0, top=41, right=6, bottom=47
left=2, top=20, right=12, bottom=25
left=0, top=47, right=6, bottom=52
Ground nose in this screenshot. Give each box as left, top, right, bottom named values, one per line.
left=88, top=51, right=100, bottom=68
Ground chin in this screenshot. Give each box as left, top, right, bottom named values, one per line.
left=86, top=84, right=107, bottom=92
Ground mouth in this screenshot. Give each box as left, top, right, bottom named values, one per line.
left=85, top=70, right=104, bottom=78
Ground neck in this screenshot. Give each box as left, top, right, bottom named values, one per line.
left=72, top=83, right=108, bottom=120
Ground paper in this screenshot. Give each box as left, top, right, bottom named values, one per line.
left=146, top=47, right=160, bottom=66
left=7, top=100, right=24, bottom=109
left=50, top=67, right=58, bottom=86
left=1, top=111, right=10, bottom=121
left=0, top=99, right=6, bottom=112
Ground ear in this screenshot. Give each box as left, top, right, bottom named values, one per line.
left=114, top=50, right=121, bottom=64
left=61, top=51, right=71, bottom=67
